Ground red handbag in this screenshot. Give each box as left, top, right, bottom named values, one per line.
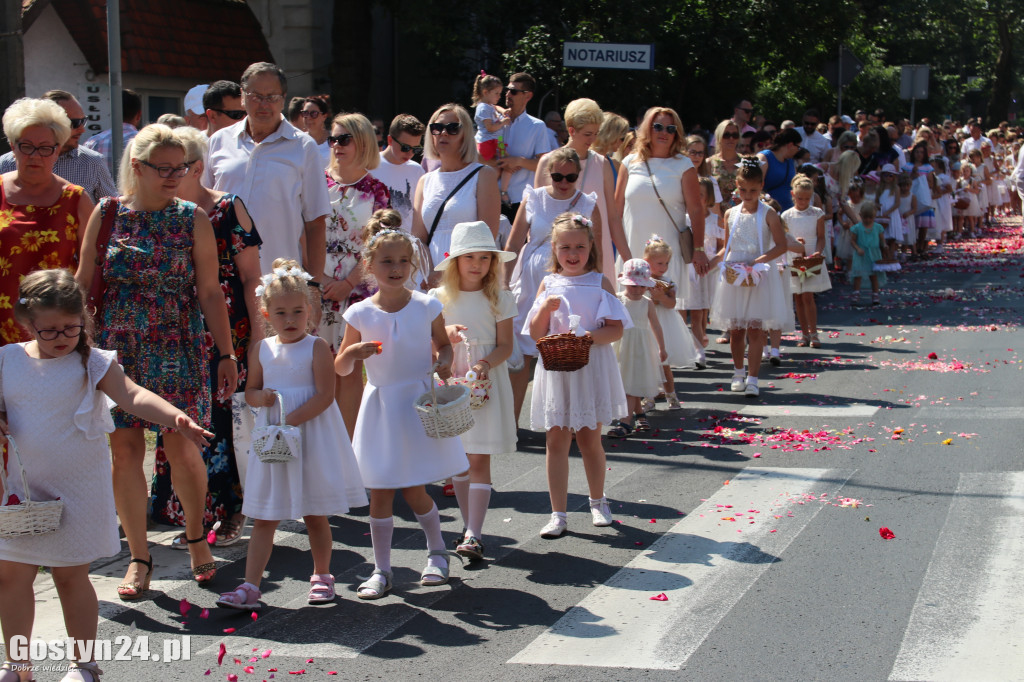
left=86, top=198, right=119, bottom=319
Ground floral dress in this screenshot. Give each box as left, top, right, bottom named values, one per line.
left=151, top=194, right=262, bottom=527
left=97, top=197, right=210, bottom=430
left=708, top=155, right=739, bottom=212
left=319, top=171, right=390, bottom=352
left=0, top=182, right=84, bottom=344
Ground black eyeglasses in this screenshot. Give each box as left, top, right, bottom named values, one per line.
left=32, top=324, right=84, bottom=341
left=68, top=117, right=87, bottom=129
left=328, top=133, right=354, bottom=147
left=736, top=106, right=753, bottom=114
left=301, top=110, right=323, bottom=119
left=687, top=148, right=706, bottom=156
left=549, top=172, right=579, bottom=183
left=212, top=108, right=246, bottom=121
left=505, top=88, right=530, bottom=96
left=140, top=160, right=191, bottom=178
left=429, top=122, right=462, bottom=136
left=16, top=142, right=60, bottom=157
left=397, top=141, right=423, bottom=154
left=651, top=122, right=677, bottom=134
left=721, top=132, right=740, bottom=140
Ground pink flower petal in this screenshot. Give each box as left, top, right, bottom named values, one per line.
left=179, top=598, right=192, bottom=617
left=649, top=593, right=668, bottom=601
left=218, top=643, right=227, bottom=666
left=223, top=628, right=236, bottom=634
left=200, top=608, right=210, bottom=619
left=262, top=650, right=272, bottom=659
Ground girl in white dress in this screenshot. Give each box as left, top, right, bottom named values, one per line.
left=217, top=260, right=367, bottom=612
left=644, top=236, right=701, bottom=403
left=874, top=165, right=902, bottom=260
left=686, top=178, right=726, bottom=356
left=429, top=221, right=518, bottom=562
left=525, top=213, right=631, bottom=538
left=337, top=225, right=468, bottom=599
left=607, top=259, right=666, bottom=438
left=506, top=148, right=598, bottom=424
left=0, top=270, right=212, bottom=682
left=781, top=176, right=831, bottom=348
left=711, top=159, right=790, bottom=398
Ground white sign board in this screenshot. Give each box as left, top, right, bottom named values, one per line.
left=563, top=42, right=655, bottom=71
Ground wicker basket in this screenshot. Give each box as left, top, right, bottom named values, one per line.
left=252, top=393, right=300, bottom=464
left=415, top=375, right=475, bottom=439
left=790, top=255, right=825, bottom=277
left=447, top=336, right=492, bottom=409
left=723, top=263, right=758, bottom=287
left=0, top=435, right=63, bottom=537
left=536, top=332, right=594, bottom=372
left=653, top=278, right=672, bottom=291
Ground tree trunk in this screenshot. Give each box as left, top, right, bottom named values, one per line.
left=986, top=21, right=1014, bottom=123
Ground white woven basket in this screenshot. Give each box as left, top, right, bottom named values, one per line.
left=415, top=373, right=474, bottom=439
left=252, top=392, right=300, bottom=464
left=0, top=435, right=63, bottom=537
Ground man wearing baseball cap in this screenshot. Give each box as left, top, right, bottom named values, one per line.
left=184, top=84, right=209, bottom=132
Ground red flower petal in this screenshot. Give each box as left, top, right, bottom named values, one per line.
left=218, top=643, right=227, bottom=666
left=649, top=593, right=668, bottom=601
left=879, top=527, right=895, bottom=540
left=927, top=352, right=938, bottom=360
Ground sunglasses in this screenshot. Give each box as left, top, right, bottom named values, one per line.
left=651, top=122, right=677, bottom=134
left=212, top=108, right=246, bottom=121
left=397, top=141, right=423, bottom=154
left=68, top=117, right=87, bottom=128
left=328, top=133, right=354, bottom=147
left=140, top=160, right=191, bottom=178
left=429, top=122, right=462, bottom=136
left=736, top=106, right=753, bottom=114
left=243, top=91, right=284, bottom=105
left=300, top=110, right=323, bottom=119
left=505, top=88, right=530, bottom=96
left=32, top=324, right=84, bottom=341
left=549, top=172, right=579, bottom=183
left=721, top=131, right=740, bottom=140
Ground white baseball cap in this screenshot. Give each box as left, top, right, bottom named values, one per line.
left=184, top=84, right=209, bottom=115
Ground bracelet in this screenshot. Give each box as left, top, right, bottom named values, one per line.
left=306, top=280, right=321, bottom=290
left=219, top=354, right=237, bottom=363
left=478, top=359, right=490, bottom=367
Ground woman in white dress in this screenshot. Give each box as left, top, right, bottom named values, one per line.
left=614, top=107, right=709, bottom=323
left=534, top=99, right=629, bottom=278
left=505, top=148, right=598, bottom=423
left=411, top=103, right=500, bottom=288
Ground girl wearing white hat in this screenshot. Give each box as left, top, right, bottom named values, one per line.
left=429, top=221, right=518, bottom=561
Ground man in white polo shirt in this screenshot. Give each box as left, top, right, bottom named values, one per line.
left=497, top=72, right=558, bottom=220
left=204, top=62, right=330, bottom=279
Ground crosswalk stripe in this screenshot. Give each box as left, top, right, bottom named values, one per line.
left=889, top=472, right=1024, bottom=682
left=914, top=406, right=1024, bottom=419
left=681, top=403, right=880, bottom=418
left=507, top=467, right=854, bottom=669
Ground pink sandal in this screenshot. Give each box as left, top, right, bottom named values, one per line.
left=216, top=582, right=262, bottom=611
left=308, top=574, right=336, bottom=605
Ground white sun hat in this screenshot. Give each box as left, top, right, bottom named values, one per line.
left=618, top=258, right=656, bottom=287
left=433, top=221, right=516, bottom=271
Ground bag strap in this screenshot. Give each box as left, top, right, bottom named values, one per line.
left=643, top=159, right=683, bottom=234
left=95, top=198, right=119, bottom=266
left=427, top=165, right=483, bottom=245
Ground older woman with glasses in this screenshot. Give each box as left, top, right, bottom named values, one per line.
left=412, top=103, right=500, bottom=284
left=1, top=99, right=94, bottom=346
left=76, top=124, right=236, bottom=600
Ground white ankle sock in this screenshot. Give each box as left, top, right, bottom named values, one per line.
left=414, top=503, right=447, bottom=569
left=746, top=376, right=759, bottom=386
left=466, top=483, right=492, bottom=539
left=451, top=474, right=470, bottom=528
left=368, top=516, right=393, bottom=573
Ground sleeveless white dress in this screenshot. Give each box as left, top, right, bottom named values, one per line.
left=420, top=163, right=484, bottom=267
left=523, top=271, right=631, bottom=430
left=648, top=283, right=701, bottom=368
left=0, top=345, right=121, bottom=566
left=344, top=292, right=469, bottom=488
left=243, top=335, right=367, bottom=520
left=509, top=187, right=597, bottom=355
left=781, top=206, right=832, bottom=294
left=615, top=295, right=664, bottom=398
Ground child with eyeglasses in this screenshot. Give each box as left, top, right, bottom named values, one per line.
left=0, top=269, right=212, bottom=682
left=470, top=73, right=513, bottom=205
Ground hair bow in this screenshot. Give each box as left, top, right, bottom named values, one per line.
left=645, top=234, right=664, bottom=246
left=571, top=214, right=592, bottom=228
left=736, top=157, right=762, bottom=171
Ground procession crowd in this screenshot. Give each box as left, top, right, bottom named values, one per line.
left=0, top=60, right=1022, bottom=680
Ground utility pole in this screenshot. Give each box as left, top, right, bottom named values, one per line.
left=0, top=1, right=26, bottom=154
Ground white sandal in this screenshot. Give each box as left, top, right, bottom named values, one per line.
left=61, top=661, right=102, bottom=681
left=419, top=550, right=463, bottom=586
left=215, top=582, right=262, bottom=611
left=356, top=569, right=393, bottom=600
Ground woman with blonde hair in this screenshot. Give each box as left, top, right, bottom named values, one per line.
left=321, top=112, right=391, bottom=436
left=708, top=119, right=742, bottom=213
left=534, top=99, right=628, bottom=277
left=614, top=107, right=708, bottom=310
left=592, top=111, right=629, bottom=182
left=412, top=103, right=500, bottom=285
left=76, top=123, right=236, bottom=599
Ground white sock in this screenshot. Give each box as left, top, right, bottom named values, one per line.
left=746, top=376, right=759, bottom=386
left=414, top=503, right=447, bottom=569
left=770, top=348, right=780, bottom=357
left=466, top=483, right=492, bottom=539
left=588, top=496, right=607, bottom=507
left=733, top=368, right=746, bottom=379
left=368, top=516, right=393, bottom=573
left=451, top=474, right=470, bottom=528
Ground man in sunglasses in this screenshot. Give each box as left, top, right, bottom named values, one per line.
left=496, top=72, right=558, bottom=220
left=375, top=113, right=426, bottom=228
left=795, top=108, right=829, bottom=163
left=204, top=62, right=330, bottom=278
left=0, top=89, right=117, bottom=202
left=203, top=80, right=244, bottom=136
left=731, top=98, right=757, bottom=135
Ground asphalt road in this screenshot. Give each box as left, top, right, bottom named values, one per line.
left=10, top=217, right=1024, bottom=681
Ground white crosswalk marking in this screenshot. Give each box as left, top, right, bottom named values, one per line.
left=889, top=472, right=1024, bottom=682
left=681, top=403, right=880, bottom=418
left=507, top=467, right=854, bottom=669
left=914, top=406, right=1024, bottom=419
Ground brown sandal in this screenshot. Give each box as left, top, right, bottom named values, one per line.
left=117, top=556, right=153, bottom=601
left=186, top=535, right=217, bottom=584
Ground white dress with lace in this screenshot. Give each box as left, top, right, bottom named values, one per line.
left=523, top=272, right=631, bottom=430
left=0, top=344, right=121, bottom=566
left=615, top=295, right=664, bottom=398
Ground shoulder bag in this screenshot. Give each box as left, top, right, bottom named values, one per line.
left=427, top=165, right=484, bottom=246
left=86, top=198, right=119, bottom=320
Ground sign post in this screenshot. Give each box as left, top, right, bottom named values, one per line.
left=822, top=44, right=864, bottom=116
left=562, top=42, right=655, bottom=71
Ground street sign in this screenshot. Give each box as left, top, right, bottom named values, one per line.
left=900, top=65, right=929, bottom=100
left=563, top=42, right=655, bottom=71
left=822, top=45, right=864, bottom=89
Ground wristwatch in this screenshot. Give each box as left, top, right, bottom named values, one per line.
left=693, top=246, right=706, bottom=252
left=219, top=354, right=238, bottom=363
